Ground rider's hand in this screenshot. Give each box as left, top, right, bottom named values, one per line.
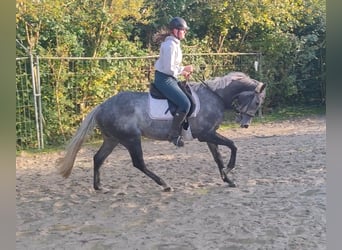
left=183, top=65, right=194, bottom=73
left=182, top=65, right=194, bottom=80
left=182, top=70, right=191, bottom=80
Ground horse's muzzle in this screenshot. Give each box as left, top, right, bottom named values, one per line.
left=240, top=118, right=252, bottom=128
left=236, top=113, right=251, bottom=128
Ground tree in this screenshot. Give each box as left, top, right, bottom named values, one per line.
left=16, top=0, right=66, bottom=54
left=16, top=0, right=145, bottom=57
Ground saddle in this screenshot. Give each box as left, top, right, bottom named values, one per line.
left=149, top=81, right=197, bottom=118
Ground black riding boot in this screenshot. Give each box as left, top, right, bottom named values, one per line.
left=168, top=112, right=187, bottom=147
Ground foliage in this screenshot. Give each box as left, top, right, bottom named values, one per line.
left=38, top=55, right=156, bottom=146
left=16, top=0, right=145, bottom=56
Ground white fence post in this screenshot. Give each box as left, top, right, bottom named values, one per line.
left=29, top=53, right=44, bottom=149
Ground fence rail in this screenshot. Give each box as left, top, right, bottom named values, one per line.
left=16, top=52, right=261, bottom=150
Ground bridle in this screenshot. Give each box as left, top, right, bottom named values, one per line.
left=233, top=81, right=264, bottom=117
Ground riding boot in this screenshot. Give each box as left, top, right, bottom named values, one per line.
left=168, top=112, right=187, bottom=147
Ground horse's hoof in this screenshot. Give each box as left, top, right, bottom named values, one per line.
left=100, top=187, right=111, bottom=193
left=228, top=182, right=237, bottom=188
left=163, top=186, right=173, bottom=192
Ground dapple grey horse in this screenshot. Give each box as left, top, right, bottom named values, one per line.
left=57, top=72, right=266, bottom=191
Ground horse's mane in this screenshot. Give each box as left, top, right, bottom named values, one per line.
left=190, top=72, right=257, bottom=91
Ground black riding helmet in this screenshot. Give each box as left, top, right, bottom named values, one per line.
left=169, top=17, right=190, bottom=30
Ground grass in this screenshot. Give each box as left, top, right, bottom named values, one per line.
left=220, top=105, right=325, bottom=129
left=16, top=139, right=102, bottom=156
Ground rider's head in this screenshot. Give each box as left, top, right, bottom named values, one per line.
left=169, top=17, right=189, bottom=40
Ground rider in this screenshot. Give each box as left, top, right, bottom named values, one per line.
left=153, top=17, right=194, bottom=147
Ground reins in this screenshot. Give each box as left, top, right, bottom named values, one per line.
left=190, top=75, right=224, bottom=102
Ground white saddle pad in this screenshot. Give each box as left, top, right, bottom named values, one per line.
left=148, top=86, right=200, bottom=120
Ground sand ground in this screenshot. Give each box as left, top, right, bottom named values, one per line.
left=16, top=116, right=326, bottom=250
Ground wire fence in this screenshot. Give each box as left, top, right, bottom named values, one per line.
left=16, top=52, right=262, bottom=150
left=16, top=56, right=43, bottom=149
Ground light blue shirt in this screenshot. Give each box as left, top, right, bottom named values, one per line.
left=154, top=36, right=184, bottom=79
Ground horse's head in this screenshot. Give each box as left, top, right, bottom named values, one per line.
left=233, top=82, right=266, bottom=128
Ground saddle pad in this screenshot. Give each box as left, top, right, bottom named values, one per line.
left=148, top=86, right=200, bottom=120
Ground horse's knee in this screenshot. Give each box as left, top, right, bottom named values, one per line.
left=132, top=162, right=146, bottom=172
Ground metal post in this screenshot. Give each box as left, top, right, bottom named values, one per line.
left=29, top=53, right=42, bottom=149
left=35, top=56, right=44, bottom=149
left=256, top=52, right=263, bottom=117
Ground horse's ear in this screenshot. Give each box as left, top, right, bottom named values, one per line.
left=260, top=83, right=266, bottom=93
left=255, top=82, right=266, bottom=93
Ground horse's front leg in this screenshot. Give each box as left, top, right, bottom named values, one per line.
left=207, top=143, right=236, bottom=187
left=198, top=132, right=237, bottom=187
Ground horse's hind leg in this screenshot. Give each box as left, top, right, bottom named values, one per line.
left=93, top=137, right=119, bottom=190
left=123, top=138, right=172, bottom=191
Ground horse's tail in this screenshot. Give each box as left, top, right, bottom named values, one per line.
left=57, top=105, right=100, bottom=178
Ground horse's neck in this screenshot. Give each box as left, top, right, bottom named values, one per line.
left=229, top=81, right=256, bottom=93
left=215, top=82, right=256, bottom=108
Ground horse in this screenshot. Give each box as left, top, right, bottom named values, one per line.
left=57, top=72, right=266, bottom=191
